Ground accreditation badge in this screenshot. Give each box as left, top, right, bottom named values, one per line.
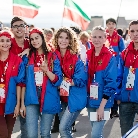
left=0, top=84, right=6, bottom=103
left=126, top=66, right=135, bottom=90
left=90, top=82, right=98, bottom=100
left=34, top=67, right=43, bottom=86
left=60, top=77, right=71, bottom=96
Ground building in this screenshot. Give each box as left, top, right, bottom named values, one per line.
left=87, top=16, right=104, bottom=30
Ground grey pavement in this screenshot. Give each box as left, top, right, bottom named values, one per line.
left=11, top=108, right=138, bottom=138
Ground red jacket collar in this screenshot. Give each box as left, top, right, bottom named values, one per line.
left=127, top=41, right=135, bottom=51
left=106, top=29, right=118, bottom=38
left=87, top=45, right=110, bottom=60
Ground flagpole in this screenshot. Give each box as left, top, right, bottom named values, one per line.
left=116, top=0, right=123, bottom=28
left=61, top=0, right=66, bottom=27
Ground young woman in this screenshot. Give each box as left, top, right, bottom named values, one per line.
left=0, top=30, right=25, bottom=138
left=52, top=27, right=87, bottom=138
left=22, top=28, right=62, bottom=138
left=87, top=26, right=117, bottom=138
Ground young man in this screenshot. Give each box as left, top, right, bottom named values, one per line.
left=106, top=18, right=125, bottom=118
left=116, top=20, right=138, bottom=136
left=10, top=16, right=29, bottom=138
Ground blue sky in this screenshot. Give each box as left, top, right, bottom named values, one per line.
left=0, top=0, right=137, bottom=29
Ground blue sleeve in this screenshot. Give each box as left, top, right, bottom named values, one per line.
left=119, top=38, right=125, bottom=52
left=103, top=56, right=117, bottom=96
left=72, top=59, right=87, bottom=87
left=52, top=55, right=63, bottom=86
left=115, top=56, right=124, bottom=100
left=22, top=55, right=29, bottom=66
left=16, top=61, right=25, bottom=83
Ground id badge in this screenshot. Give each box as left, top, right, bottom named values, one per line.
left=0, top=84, right=5, bottom=103
left=34, top=67, right=43, bottom=86
left=126, top=67, right=135, bottom=90
left=60, top=78, right=71, bottom=96
left=90, top=82, right=98, bottom=100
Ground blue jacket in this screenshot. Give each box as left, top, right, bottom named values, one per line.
left=68, top=59, right=87, bottom=112
left=25, top=52, right=63, bottom=114
left=5, top=52, right=25, bottom=115
left=106, top=30, right=125, bottom=65
left=87, top=46, right=117, bottom=109
left=115, top=41, right=138, bottom=103
left=55, top=50, right=87, bottom=113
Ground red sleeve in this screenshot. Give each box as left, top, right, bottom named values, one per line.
left=17, top=83, right=26, bottom=87
left=51, top=75, right=58, bottom=83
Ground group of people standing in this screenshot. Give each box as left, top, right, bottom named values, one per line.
left=0, top=16, right=138, bottom=138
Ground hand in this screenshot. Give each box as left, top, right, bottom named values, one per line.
left=13, top=104, right=20, bottom=118
left=20, top=104, right=26, bottom=118
left=97, top=107, right=104, bottom=121
left=40, top=55, right=49, bottom=73
left=18, top=48, right=30, bottom=58
left=117, top=100, right=121, bottom=105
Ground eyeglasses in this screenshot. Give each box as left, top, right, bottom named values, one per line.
left=12, top=24, right=25, bottom=29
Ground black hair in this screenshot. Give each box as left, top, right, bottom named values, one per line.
left=70, top=26, right=81, bottom=35
left=11, top=16, right=26, bottom=27
left=29, top=31, right=49, bottom=63
left=106, top=18, right=116, bottom=24
left=129, top=20, right=138, bottom=29
left=117, top=28, right=123, bottom=36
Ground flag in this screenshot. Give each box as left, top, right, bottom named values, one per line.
left=63, top=0, right=91, bottom=30
left=13, top=0, right=40, bottom=18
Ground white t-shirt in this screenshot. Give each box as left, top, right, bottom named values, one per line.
left=79, top=41, right=87, bottom=64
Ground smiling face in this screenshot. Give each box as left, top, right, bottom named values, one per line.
left=11, top=21, right=25, bottom=38
left=30, top=33, right=43, bottom=50
left=58, top=32, right=70, bottom=50
left=91, top=30, right=106, bottom=48
left=0, top=36, right=11, bottom=52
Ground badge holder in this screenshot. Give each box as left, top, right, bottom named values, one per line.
left=60, top=77, right=71, bottom=96
left=34, top=67, right=43, bottom=86
left=90, top=74, right=98, bottom=100
left=126, top=66, right=135, bottom=90
left=0, top=84, right=6, bottom=103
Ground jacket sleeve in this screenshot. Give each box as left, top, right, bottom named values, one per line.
left=52, top=54, right=63, bottom=86
left=115, top=56, right=124, bottom=100
left=16, top=61, right=26, bottom=84
left=72, top=59, right=87, bottom=87
left=119, top=38, right=125, bottom=52
left=17, top=55, right=29, bottom=86
left=103, top=56, right=117, bottom=96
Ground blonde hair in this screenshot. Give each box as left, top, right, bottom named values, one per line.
left=79, top=31, right=89, bottom=40
left=52, top=27, right=79, bottom=54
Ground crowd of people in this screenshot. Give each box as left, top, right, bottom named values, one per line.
left=0, top=16, right=138, bottom=138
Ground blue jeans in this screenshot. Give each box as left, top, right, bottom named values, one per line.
left=87, top=107, right=110, bottom=138
left=19, top=116, right=28, bottom=138
left=119, top=102, right=138, bottom=136
left=59, top=102, right=81, bottom=138
left=26, top=104, right=54, bottom=138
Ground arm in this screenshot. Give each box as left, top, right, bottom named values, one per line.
left=18, top=48, right=30, bottom=58
left=72, top=59, right=87, bottom=87
left=119, top=38, right=125, bottom=52
left=103, top=56, right=117, bottom=97
left=40, top=54, right=62, bottom=86
left=20, top=87, right=26, bottom=118
left=97, top=98, right=108, bottom=121
left=115, top=55, right=124, bottom=101
left=13, top=86, right=21, bottom=118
